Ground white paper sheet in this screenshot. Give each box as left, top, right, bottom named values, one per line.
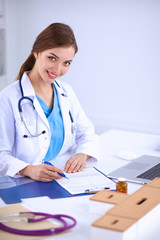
left=56, top=167, right=115, bottom=194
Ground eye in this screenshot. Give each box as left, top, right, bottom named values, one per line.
left=48, top=56, right=56, bottom=61
left=64, top=61, right=71, bottom=66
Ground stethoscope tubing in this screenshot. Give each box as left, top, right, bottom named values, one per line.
left=18, top=74, right=34, bottom=113
left=0, top=212, right=77, bottom=236
left=18, top=96, right=34, bottom=113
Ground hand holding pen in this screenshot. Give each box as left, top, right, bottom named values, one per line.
left=19, top=163, right=66, bottom=182
left=42, top=160, right=69, bottom=180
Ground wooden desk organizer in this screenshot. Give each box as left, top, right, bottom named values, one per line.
left=90, top=178, right=160, bottom=240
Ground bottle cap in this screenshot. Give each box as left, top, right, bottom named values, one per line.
left=118, top=177, right=126, bottom=182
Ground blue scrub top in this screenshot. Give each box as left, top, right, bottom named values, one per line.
left=36, top=85, right=64, bottom=161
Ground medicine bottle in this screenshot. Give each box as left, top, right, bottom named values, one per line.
left=116, top=178, right=127, bottom=193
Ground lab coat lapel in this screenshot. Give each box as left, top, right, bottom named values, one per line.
left=54, top=82, right=71, bottom=148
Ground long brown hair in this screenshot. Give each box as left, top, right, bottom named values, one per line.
left=16, top=23, right=78, bottom=80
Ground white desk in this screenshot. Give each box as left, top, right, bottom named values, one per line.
left=98, top=129, right=160, bottom=194
left=1, top=129, right=160, bottom=240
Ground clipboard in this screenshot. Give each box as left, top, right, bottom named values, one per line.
left=0, top=167, right=115, bottom=204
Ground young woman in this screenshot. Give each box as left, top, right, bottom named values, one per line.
left=0, top=23, right=100, bottom=182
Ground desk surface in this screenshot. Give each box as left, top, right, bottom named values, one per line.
left=1, top=129, right=160, bottom=240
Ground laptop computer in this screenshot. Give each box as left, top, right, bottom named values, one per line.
left=108, top=155, right=160, bottom=184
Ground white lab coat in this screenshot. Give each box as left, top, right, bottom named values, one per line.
left=0, top=72, right=100, bottom=177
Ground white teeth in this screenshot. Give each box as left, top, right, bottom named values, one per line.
left=48, top=72, right=56, bottom=77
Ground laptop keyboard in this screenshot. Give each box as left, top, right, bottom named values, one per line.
left=137, top=163, right=160, bottom=180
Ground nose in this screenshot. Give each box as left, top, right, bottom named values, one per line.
left=53, top=62, right=61, bottom=74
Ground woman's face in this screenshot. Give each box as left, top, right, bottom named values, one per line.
left=33, top=46, right=75, bottom=83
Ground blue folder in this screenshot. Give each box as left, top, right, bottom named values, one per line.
left=0, top=180, right=87, bottom=204
left=0, top=178, right=87, bottom=204
left=0, top=168, right=115, bottom=204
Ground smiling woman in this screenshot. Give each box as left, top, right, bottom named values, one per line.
left=0, top=23, right=100, bottom=182
left=16, top=23, right=78, bottom=81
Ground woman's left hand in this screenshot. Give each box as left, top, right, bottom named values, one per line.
left=64, top=153, right=90, bottom=173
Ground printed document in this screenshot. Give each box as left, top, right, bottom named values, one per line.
left=56, top=167, right=115, bottom=194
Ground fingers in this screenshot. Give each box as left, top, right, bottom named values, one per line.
left=72, top=161, right=85, bottom=173
left=42, top=165, right=64, bottom=181
left=43, top=168, right=61, bottom=181
left=65, top=154, right=87, bottom=173
left=21, top=164, right=64, bottom=182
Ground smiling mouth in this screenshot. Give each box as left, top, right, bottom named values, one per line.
left=47, top=70, right=58, bottom=79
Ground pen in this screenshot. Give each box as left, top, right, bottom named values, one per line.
left=42, top=160, right=69, bottom=180
left=85, top=187, right=110, bottom=194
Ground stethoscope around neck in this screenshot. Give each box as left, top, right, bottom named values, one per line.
left=18, top=74, right=76, bottom=138
left=18, top=74, right=46, bottom=138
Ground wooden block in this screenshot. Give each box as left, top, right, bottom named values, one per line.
left=107, top=185, right=160, bottom=220
left=92, top=214, right=136, bottom=232
left=90, top=190, right=129, bottom=205
left=91, top=178, right=160, bottom=240
left=91, top=214, right=137, bottom=240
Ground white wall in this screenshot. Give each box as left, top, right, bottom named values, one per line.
left=5, top=0, right=160, bottom=134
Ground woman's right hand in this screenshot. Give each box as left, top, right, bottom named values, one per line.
left=19, top=164, right=64, bottom=182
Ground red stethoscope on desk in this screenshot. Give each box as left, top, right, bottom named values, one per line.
left=0, top=211, right=77, bottom=236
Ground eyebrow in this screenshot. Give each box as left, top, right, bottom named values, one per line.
left=49, top=53, right=59, bottom=59
left=49, top=53, right=73, bottom=62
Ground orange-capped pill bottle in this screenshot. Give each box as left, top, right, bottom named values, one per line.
left=116, top=177, right=127, bottom=193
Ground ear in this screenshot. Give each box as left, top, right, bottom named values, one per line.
left=33, top=52, right=39, bottom=60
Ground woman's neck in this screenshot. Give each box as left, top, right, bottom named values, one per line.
left=28, top=70, right=54, bottom=109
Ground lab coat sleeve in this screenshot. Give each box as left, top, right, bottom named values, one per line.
left=0, top=92, right=29, bottom=177
left=66, top=84, right=100, bottom=161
